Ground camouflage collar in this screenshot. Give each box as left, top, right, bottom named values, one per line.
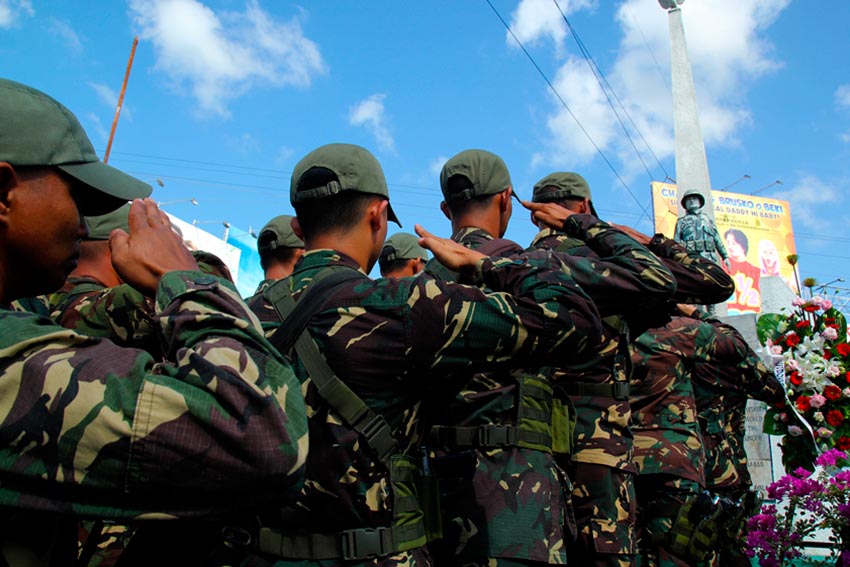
left=529, top=227, right=563, bottom=248
left=452, top=226, right=494, bottom=245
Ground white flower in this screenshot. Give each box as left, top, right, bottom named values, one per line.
left=827, top=365, right=842, bottom=378
left=813, top=411, right=825, bottom=423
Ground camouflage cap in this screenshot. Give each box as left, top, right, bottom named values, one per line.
left=0, top=78, right=151, bottom=215
left=257, top=214, right=304, bottom=253
left=85, top=202, right=131, bottom=240
left=439, top=149, right=512, bottom=202
left=380, top=232, right=429, bottom=264
left=290, top=143, right=401, bottom=226
left=532, top=171, right=598, bottom=216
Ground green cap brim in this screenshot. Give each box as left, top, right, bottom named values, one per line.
left=388, top=202, right=402, bottom=227
left=58, top=161, right=151, bottom=215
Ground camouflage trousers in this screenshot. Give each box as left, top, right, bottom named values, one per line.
left=634, top=474, right=701, bottom=567
left=566, top=462, right=636, bottom=567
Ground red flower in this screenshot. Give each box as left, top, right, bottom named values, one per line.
left=804, top=305, right=818, bottom=313
left=837, top=436, right=850, bottom=451
left=826, top=410, right=845, bottom=427
left=786, top=334, right=801, bottom=347
left=837, top=343, right=850, bottom=357
left=789, top=371, right=803, bottom=386
left=796, top=396, right=811, bottom=412
left=824, top=385, right=843, bottom=401
left=846, top=371, right=850, bottom=384
left=825, top=351, right=833, bottom=360
left=796, top=320, right=811, bottom=330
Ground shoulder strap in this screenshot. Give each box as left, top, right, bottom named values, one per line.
left=265, top=267, right=399, bottom=465
left=265, top=268, right=360, bottom=355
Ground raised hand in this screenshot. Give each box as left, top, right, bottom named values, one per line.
left=110, top=199, right=199, bottom=296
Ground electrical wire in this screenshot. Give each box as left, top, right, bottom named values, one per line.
left=484, top=0, right=652, bottom=224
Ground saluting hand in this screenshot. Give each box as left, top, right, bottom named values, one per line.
left=521, top=201, right=575, bottom=230
left=110, top=198, right=199, bottom=296
left=415, top=224, right=486, bottom=271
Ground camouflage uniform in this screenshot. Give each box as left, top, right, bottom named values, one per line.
left=629, top=315, right=712, bottom=567
left=530, top=216, right=678, bottom=567
left=689, top=312, right=785, bottom=567
left=244, top=246, right=603, bottom=567
left=0, top=271, right=308, bottom=562
left=424, top=227, right=577, bottom=566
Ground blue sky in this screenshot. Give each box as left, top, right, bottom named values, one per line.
left=2, top=0, right=848, bottom=310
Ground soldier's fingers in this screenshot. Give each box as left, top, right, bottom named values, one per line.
left=142, top=198, right=165, bottom=227
left=125, top=199, right=148, bottom=233
left=108, top=228, right=130, bottom=256
left=521, top=201, right=544, bottom=211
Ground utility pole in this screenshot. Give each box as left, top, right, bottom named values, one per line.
left=104, top=36, right=138, bottom=164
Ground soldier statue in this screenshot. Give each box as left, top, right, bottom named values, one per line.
left=674, top=189, right=730, bottom=269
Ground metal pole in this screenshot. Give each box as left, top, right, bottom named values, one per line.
left=104, top=36, right=138, bottom=164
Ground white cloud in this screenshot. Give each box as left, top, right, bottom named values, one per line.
left=84, top=111, right=108, bottom=143
left=349, top=94, right=395, bottom=153
left=89, top=82, right=133, bottom=121
left=128, top=0, right=327, bottom=118
left=836, top=85, right=850, bottom=110
left=773, top=174, right=843, bottom=230
left=429, top=156, right=449, bottom=178
left=0, top=0, right=33, bottom=28
left=517, top=0, right=790, bottom=176
left=48, top=18, right=82, bottom=53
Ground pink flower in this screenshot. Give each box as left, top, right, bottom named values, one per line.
left=823, top=327, right=839, bottom=341
left=810, top=394, right=827, bottom=409
left=817, top=427, right=834, bottom=439
left=788, top=425, right=803, bottom=436
left=823, top=299, right=833, bottom=310
left=793, top=297, right=806, bottom=307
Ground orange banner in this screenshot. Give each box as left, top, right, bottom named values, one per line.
left=651, top=182, right=798, bottom=314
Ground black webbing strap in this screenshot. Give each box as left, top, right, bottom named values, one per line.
left=258, top=522, right=427, bottom=561
left=562, top=381, right=630, bottom=400
left=265, top=268, right=399, bottom=464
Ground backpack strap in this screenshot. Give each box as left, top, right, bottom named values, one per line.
left=264, top=267, right=399, bottom=464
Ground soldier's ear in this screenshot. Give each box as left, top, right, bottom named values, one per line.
left=0, top=163, right=18, bottom=221
left=291, top=217, right=304, bottom=240
left=439, top=201, right=451, bottom=221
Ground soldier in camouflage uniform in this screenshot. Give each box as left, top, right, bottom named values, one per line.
left=629, top=312, right=715, bottom=567
left=526, top=172, right=734, bottom=567
left=242, top=143, right=604, bottom=567
left=687, top=307, right=785, bottom=566
left=379, top=233, right=429, bottom=278
left=251, top=214, right=306, bottom=297
left=0, top=78, right=308, bottom=565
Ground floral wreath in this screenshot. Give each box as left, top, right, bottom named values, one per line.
left=758, top=296, right=850, bottom=474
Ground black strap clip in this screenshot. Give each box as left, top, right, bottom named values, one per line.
left=341, top=527, right=389, bottom=561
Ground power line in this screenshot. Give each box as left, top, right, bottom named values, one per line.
left=625, top=2, right=670, bottom=90
left=483, top=0, right=652, bottom=224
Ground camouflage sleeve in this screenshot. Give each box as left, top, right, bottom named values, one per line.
left=700, top=316, right=786, bottom=406
left=0, top=271, right=307, bottom=519
left=556, top=213, right=676, bottom=314
left=51, top=284, right=160, bottom=352
left=647, top=234, right=735, bottom=304
left=409, top=254, right=603, bottom=370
